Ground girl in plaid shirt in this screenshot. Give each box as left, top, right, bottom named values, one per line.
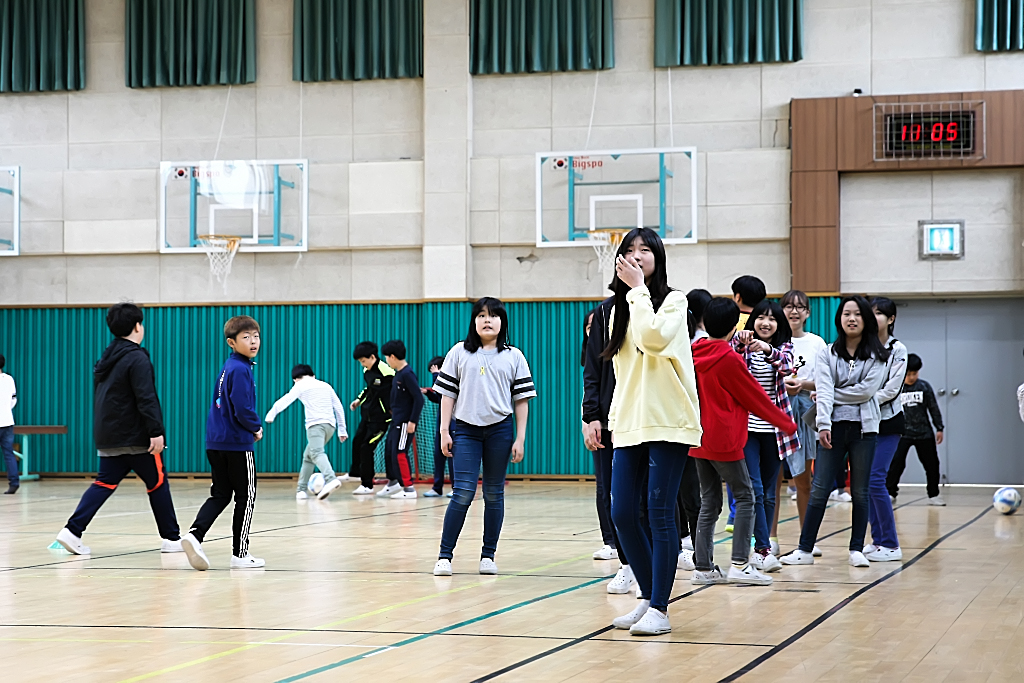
left=733, top=300, right=800, bottom=573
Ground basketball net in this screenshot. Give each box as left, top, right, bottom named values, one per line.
left=197, top=235, right=241, bottom=293
left=589, top=229, right=626, bottom=282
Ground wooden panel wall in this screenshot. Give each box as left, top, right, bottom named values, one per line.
left=790, top=88, right=1024, bottom=293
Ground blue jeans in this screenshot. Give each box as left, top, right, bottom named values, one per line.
left=611, top=442, right=688, bottom=613
left=744, top=431, right=782, bottom=552
left=868, top=433, right=901, bottom=549
left=0, top=426, right=17, bottom=486
left=438, top=416, right=514, bottom=560
left=799, top=422, right=876, bottom=553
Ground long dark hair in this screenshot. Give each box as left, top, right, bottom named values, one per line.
left=464, top=297, right=511, bottom=353
left=832, top=296, right=889, bottom=362
left=745, top=300, right=792, bottom=347
left=580, top=307, right=596, bottom=367
left=601, top=228, right=671, bottom=360
left=871, top=296, right=898, bottom=337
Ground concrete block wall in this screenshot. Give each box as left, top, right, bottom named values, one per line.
left=2, top=0, right=1024, bottom=305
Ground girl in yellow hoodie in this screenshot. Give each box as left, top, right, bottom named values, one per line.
left=604, top=228, right=702, bottom=636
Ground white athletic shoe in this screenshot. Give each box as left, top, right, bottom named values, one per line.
left=677, top=549, right=695, bottom=571
left=691, top=566, right=728, bottom=585
left=849, top=550, right=870, bottom=567
left=865, top=546, right=903, bottom=562
left=160, top=539, right=183, bottom=553
left=635, top=584, right=643, bottom=599
left=863, top=543, right=878, bottom=555
left=336, top=473, right=353, bottom=483
left=928, top=495, right=946, bottom=506
left=317, top=478, right=342, bottom=500
left=181, top=533, right=210, bottom=571
left=750, top=551, right=782, bottom=573
left=230, top=554, right=266, bottom=569
left=681, top=535, right=694, bottom=551
left=56, top=528, right=90, bottom=555
left=295, top=491, right=308, bottom=500
left=446, top=492, right=454, bottom=498
left=828, top=489, right=840, bottom=501
left=769, top=538, right=780, bottom=557
left=780, top=549, right=815, bottom=565
left=728, top=563, right=772, bottom=586
left=434, top=559, right=452, bottom=576
left=629, top=607, right=671, bottom=636
left=593, top=544, right=618, bottom=560
left=607, top=565, right=636, bottom=594
left=812, top=545, right=823, bottom=557
left=352, top=485, right=374, bottom=495
left=479, top=558, right=498, bottom=575
left=423, top=489, right=442, bottom=497
left=837, top=491, right=853, bottom=502
left=890, top=495, right=897, bottom=504
left=391, top=489, right=418, bottom=499
left=377, top=482, right=402, bottom=497
left=612, top=600, right=650, bottom=629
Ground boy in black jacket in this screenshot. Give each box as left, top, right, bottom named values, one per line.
left=56, top=303, right=181, bottom=556
left=382, top=339, right=424, bottom=499
left=887, top=353, right=946, bottom=505
left=349, top=342, right=395, bottom=495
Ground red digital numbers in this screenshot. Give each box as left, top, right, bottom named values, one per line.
left=901, top=124, right=924, bottom=142
left=946, top=122, right=958, bottom=140
left=901, top=122, right=959, bottom=143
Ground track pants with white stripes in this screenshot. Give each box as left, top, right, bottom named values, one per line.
left=189, top=449, right=256, bottom=558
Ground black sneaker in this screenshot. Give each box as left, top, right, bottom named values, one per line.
left=4, top=484, right=18, bottom=494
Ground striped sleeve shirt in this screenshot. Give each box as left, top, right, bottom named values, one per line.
left=433, top=342, right=537, bottom=427
left=747, top=353, right=779, bottom=433
left=264, top=377, right=348, bottom=436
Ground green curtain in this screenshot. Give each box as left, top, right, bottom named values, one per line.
left=293, top=0, right=423, bottom=82
left=470, top=0, right=614, bottom=75
left=654, top=0, right=802, bottom=67
left=975, top=0, right=1024, bottom=51
left=0, top=0, right=85, bottom=93
left=125, top=0, right=256, bottom=88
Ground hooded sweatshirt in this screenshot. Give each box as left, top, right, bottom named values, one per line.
left=689, top=338, right=797, bottom=461
left=93, top=338, right=165, bottom=451
left=206, top=352, right=262, bottom=451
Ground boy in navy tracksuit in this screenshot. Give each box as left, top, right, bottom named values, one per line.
left=381, top=339, right=424, bottom=499
left=423, top=355, right=453, bottom=498
left=181, top=316, right=265, bottom=571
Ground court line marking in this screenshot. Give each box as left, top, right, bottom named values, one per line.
left=717, top=505, right=992, bottom=682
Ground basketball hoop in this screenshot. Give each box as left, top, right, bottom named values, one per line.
left=197, top=234, right=241, bottom=292
left=589, top=229, right=626, bottom=277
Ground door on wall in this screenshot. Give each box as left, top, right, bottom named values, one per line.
left=895, top=298, right=1024, bottom=485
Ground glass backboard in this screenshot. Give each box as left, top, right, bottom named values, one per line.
left=0, top=167, right=20, bottom=256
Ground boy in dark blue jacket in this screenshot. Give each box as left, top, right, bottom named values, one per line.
left=381, top=339, right=424, bottom=499
left=181, top=316, right=265, bottom=571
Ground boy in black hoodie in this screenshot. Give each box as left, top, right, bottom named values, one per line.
left=55, top=303, right=181, bottom=556
left=349, top=342, right=395, bottom=495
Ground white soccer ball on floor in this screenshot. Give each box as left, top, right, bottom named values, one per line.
left=309, top=473, right=326, bottom=496
left=992, top=486, right=1021, bottom=515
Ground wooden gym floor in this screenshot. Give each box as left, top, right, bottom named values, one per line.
left=1, top=479, right=1021, bottom=682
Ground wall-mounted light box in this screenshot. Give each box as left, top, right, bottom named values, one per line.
left=919, top=220, right=964, bottom=260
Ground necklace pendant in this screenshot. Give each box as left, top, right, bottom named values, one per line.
left=480, top=366, right=486, bottom=375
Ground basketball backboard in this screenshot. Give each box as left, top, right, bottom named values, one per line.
left=535, top=147, right=698, bottom=248
left=0, top=166, right=20, bottom=256
left=159, top=159, right=308, bottom=253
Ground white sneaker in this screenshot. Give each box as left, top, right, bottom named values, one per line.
left=928, top=495, right=946, bottom=506
left=635, top=584, right=643, bottom=599
left=593, top=544, right=618, bottom=560
left=890, top=495, right=897, bottom=504
left=849, top=550, right=870, bottom=567
left=612, top=600, right=650, bottom=629
left=750, top=551, right=782, bottom=573
left=391, top=489, right=418, bottom=499
left=863, top=544, right=879, bottom=555
left=230, top=554, right=266, bottom=569
left=181, top=533, right=210, bottom=571
left=727, top=563, right=772, bottom=586
left=787, top=485, right=797, bottom=496
left=352, top=485, right=374, bottom=495
left=677, top=549, right=695, bottom=571
left=681, top=535, right=694, bottom=551
left=828, top=489, right=840, bottom=501
left=607, top=565, right=636, bottom=594
left=336, top=473, right=353, bottom=483
left=837, top=491, right=853, bottom=503
left=791, top=492, right=798, bottom=500
left=423, top=489, right=442, bottom=497
left=317, top=478, right=342, bottom=500
left=780, top=549, right=815, bottom=565
left=769, top=538, right=780, bottom=557
left=434, top=559, right=452, bottom=576
left=295, top=491, right=308, bottom=500
left=56, top=528, right=90, bottom=555
left=161, top=539, right=183, bottom=553
left=865, top=546, right=902, bottom=562
left=446, top=492, right=454, bottom=498
left=812, top=545, right=823, bottom=557
left=629, top=607, right=671, bottom=636
left=691, top=566, right=728, bottom=585
left=377, top=482, right=402, bottom=497
left=479, top=558, right=498, bottom=575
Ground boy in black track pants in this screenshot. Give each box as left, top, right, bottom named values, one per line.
left=349, top=342, right=394, bottom=495
left=887, top=353, right=946, bottom=506
left=181, top=315, right=265, bottom=571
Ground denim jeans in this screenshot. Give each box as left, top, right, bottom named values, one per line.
left=611, top=442, right=688, bottom=613
left=0, top=426, right=17, bottom=486
left=799, top=421, right=876, bottom=553
left=868, top=433, right=901, bottom=549
left=743, top=431, right=783, bottom=552
left=693, top=457, right=755, bottom=571
left=438, top=416, right=514, bottom=560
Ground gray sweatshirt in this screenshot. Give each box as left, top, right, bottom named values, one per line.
left=814, top=344, right=887, bottom=434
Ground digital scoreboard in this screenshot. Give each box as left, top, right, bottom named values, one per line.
left=883, top=111, right=975, bottom=157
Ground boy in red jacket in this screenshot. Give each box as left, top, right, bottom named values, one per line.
left=689, top=298, right=798, bottom=586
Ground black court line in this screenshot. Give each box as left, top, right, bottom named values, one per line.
left=779, top=495, right=926, bottom=553
left=716, top=505, right=992, bottom=682
left=469, top=585, right=713, bottom=683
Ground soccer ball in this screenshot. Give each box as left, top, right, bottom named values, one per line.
left=992, top=487, right=1021, bottom=515
left=309, top=473, right=326, bottom=496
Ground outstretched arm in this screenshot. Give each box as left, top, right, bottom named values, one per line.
left=264, top=386, right=299, bottom=424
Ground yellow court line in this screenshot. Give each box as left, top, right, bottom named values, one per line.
left=117, top=552, right=595, bottom=683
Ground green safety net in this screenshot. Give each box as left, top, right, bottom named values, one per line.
left=654, top=0, right=802, bottom=67
left=293, top=0, right=423, bottom=82
left=975, top=0, right=1024, bottom=52
left=0, top=0, right=85, bottom=93
left=125, top=0, right=256, bottom=88
left=470, top=0, right=615, bottom=75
